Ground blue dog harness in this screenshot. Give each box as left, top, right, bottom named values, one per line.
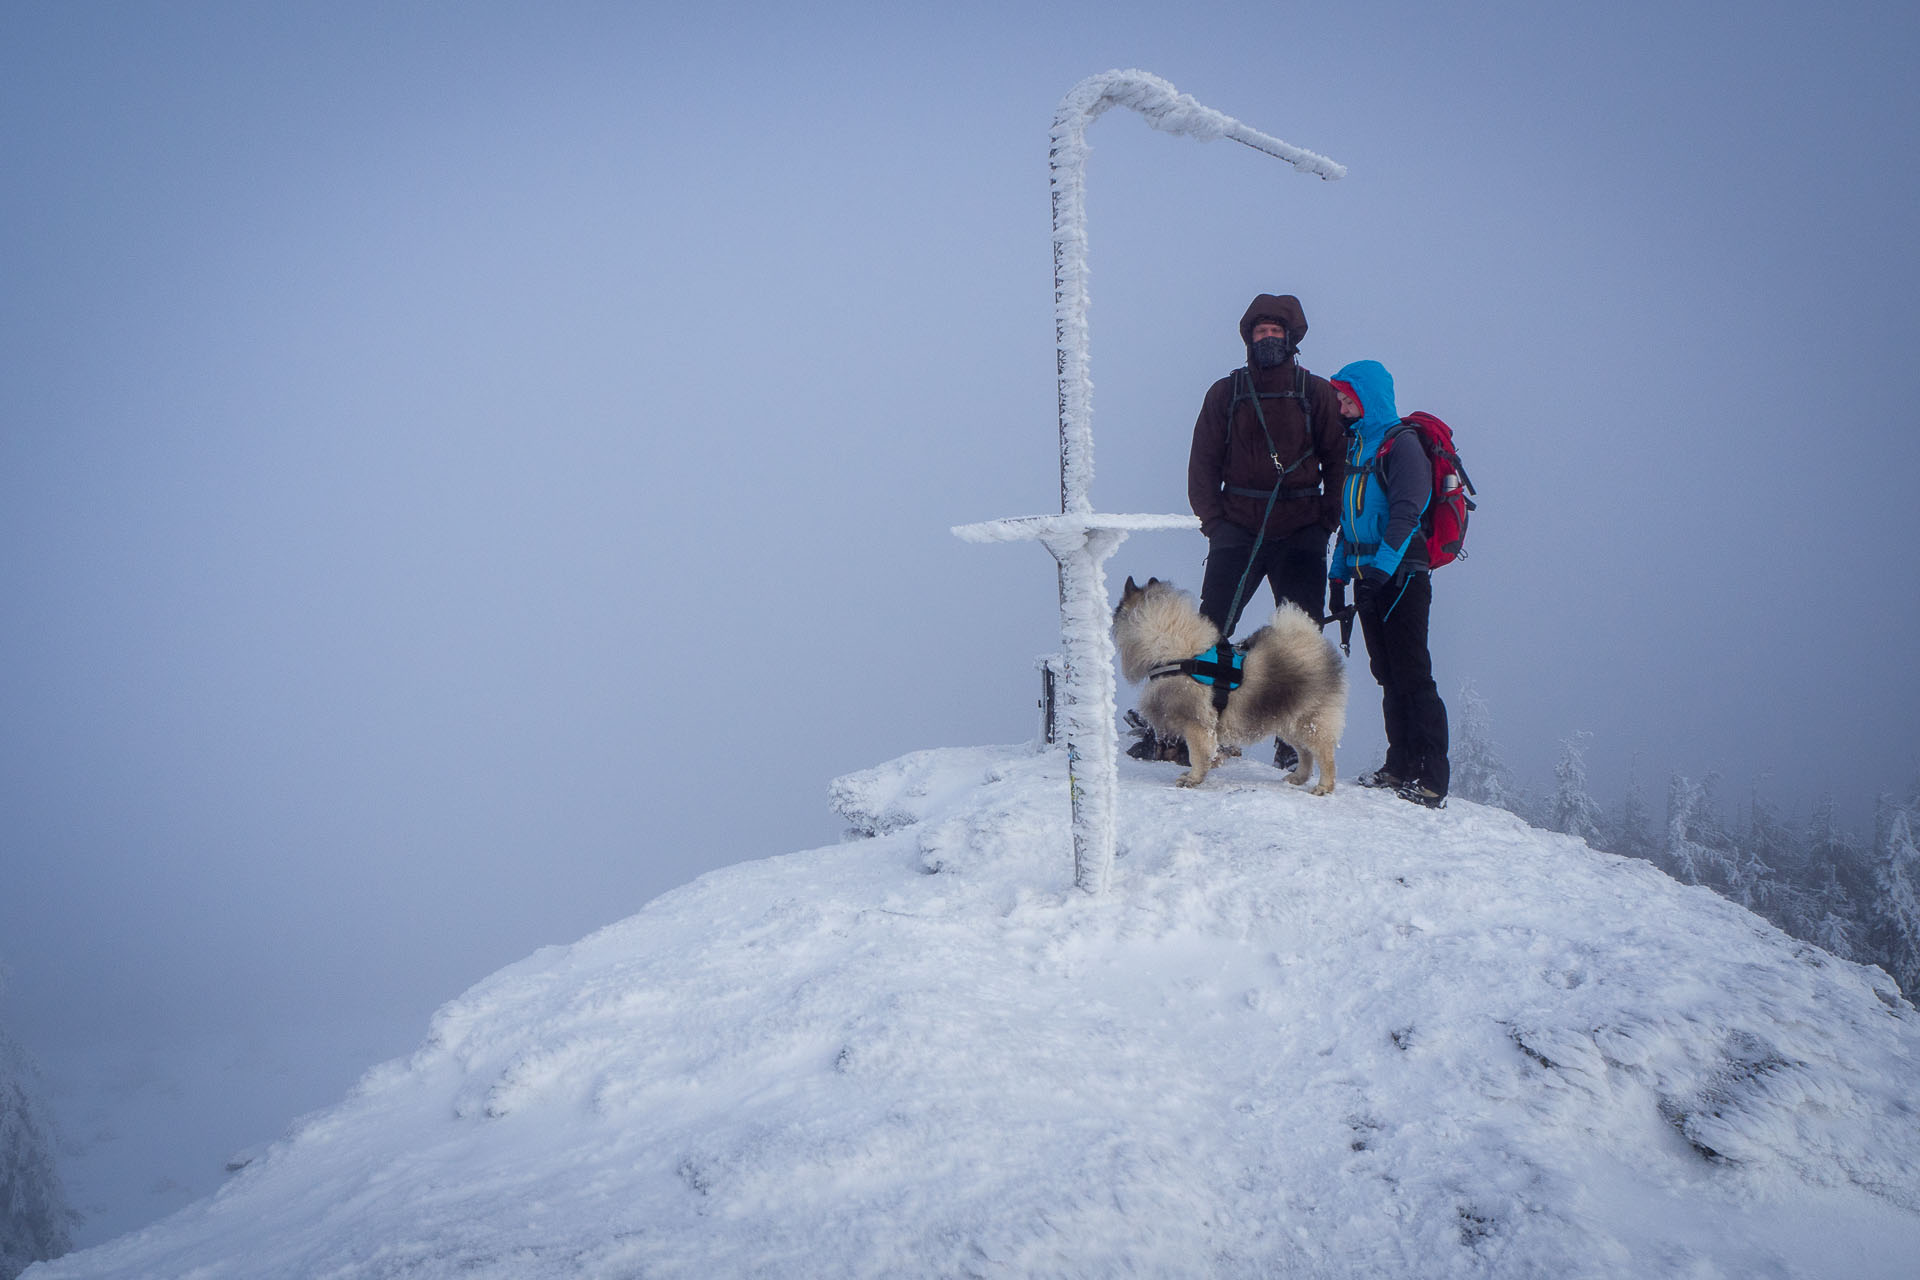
left=1148, top=643, right=1244, bottom=712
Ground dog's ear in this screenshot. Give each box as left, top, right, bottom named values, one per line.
left=1123, top=576, right=1139, bottom=596
left=1147, top=576, right=1160, bottom=587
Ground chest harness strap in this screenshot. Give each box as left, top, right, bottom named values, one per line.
left=1223, top=366, right=1319, bottom=501
left=1148, top=643, right=1245, bottom=713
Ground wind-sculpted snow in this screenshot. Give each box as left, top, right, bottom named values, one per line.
left=30, top=748, right=1920, bottom=1278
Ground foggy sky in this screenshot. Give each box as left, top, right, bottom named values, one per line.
left=4, top=0, right=1917, bottom=1246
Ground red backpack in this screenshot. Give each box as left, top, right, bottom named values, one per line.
left=1381, top=411, right=1476, bottom=568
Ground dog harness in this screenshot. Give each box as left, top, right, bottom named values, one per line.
left=1148, top=643, right=1244, bottom=712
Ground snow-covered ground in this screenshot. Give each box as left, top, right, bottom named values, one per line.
left=30, top=1016, right=416, bottom=1250
left=29, top=745, right=1920, bottom=1278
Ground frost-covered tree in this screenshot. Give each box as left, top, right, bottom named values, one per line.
left=1801, top=884, right=1862, bottom=958
left=1690, top=772, right=1737, bottom=853
left=1662, top=772, right=1771, bottom=909
left=1741, top=779, right=1805, bottom=926
left=1661, top=774, right=1713, bottom=885
left=1451, top=680, right=1522, bottom=813
left=1547, top=731, right=1607, bottom=847
left=0, top=1027, right=74, bottom=1279
left=1807, top=794, right=1874, bottom=900
left=1744, top=782, right=1796, bottom=871
left=1867, top=798, right=1920, bottom=997
left=1611, top=754, right=1658, bottom=861
left=1787, top=794, right=1872, bottom=961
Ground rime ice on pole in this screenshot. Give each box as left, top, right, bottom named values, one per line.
left=954, top=69, right=1343, bottom=893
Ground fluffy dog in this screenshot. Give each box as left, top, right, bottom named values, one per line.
left=1113, top=576, right=1347, bottom=793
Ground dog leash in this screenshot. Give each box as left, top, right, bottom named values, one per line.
left=1218, top=366, right=1313, bottom=639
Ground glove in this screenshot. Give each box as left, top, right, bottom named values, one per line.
left=1326, top=578, right=1348, bottom=620
left=1355, top=566, right=1392, bottom=612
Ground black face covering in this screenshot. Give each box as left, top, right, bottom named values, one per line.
left=1249, top=335, right=1291, bottom=369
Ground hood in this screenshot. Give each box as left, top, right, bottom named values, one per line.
left=1238, top=294, right=1308, bottom=349
left=1332, top=359, right=1400, bottom=437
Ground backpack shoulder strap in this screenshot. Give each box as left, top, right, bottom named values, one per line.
left=1223, top=367, right=1249, bottom=454
left=1375, top=420, right=1416, bottom=461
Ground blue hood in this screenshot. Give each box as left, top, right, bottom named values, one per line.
left=1328, top=358, right=1423, bottom=584
left=1333, top=359, right=1400, bottom=444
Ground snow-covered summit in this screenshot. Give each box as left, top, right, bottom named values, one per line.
left=30, top=746, right=1920, bottom=1278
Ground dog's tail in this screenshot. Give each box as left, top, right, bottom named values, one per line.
left=1268, top=600, right=1325, bottom=645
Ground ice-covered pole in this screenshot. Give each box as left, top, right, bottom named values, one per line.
left=1049, top=69, right=1344, bottom=515
left=957, top=70, right=1343, bottom=894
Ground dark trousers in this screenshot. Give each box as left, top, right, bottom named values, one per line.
left=1357, top=571, right=1449, bottom=796
left=1199, top=524, right=1330, bottom=638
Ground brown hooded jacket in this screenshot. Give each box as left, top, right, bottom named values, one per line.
left=1186, top=294, right=1345, bottom=541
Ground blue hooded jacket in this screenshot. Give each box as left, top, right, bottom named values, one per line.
left=1328, top=359, right=1431, bottom=582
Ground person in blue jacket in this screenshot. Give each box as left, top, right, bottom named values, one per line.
left=1327, top=359, right=1449, bottom=807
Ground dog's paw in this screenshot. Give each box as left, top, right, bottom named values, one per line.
left=1310, top=780, right=1336, bottom=796
left=1285, top=769, right=1312, bottom=787
left=1175, top=772, right=1205, bottom=788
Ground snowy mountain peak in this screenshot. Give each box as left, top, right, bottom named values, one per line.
left=31, top=746, right=1920, bottom=1278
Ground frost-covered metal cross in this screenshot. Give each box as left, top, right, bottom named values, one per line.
left=954, top=70, right=1344, bottom=894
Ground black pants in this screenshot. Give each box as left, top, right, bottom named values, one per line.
left=1199, top=524, right=1330, bottom=638
left=1357, top=571, right=1449, bottom=796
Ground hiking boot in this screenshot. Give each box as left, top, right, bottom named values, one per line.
left=1356, top=767, right=1402, bottom=789
left=1273, top=738, right=1299, bottom=772
left=1394, top=780, right=1447, bottom=809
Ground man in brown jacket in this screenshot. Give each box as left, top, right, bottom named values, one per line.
left=1188, top=293, right=1346, bottom=638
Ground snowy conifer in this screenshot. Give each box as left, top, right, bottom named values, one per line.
left=1789, top=794, right=1872, bottom=961
left=1451, top=680, right=1522, bottom=814
left=1803, top=889, right=1862, bottom=959
left=1742, top=780, right=1805, bottom=926
left=1745, top=782, right=1796, bottom=873
left=1662, top=774, right=1710, bottom=885
left=0, top=1028, right=74, bottom=1279
left=1806, top=794, right=1875, bottom=904
left=1663, top=772, right=1771, bottom=909
left=1868, top=798, right=1920, bottom=997
left=1612, top=754, right=1658, bottom=861
left=1547, top=731, right=1606, bottom=847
